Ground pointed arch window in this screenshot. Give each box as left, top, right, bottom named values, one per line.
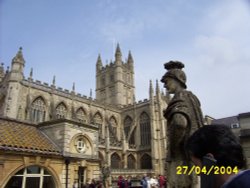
left=55, top=102, right=67, bottom=119
left=140, top=112, right=151, bottom=146
left=111, top=153, right=121, bottom=169
left=31, top=97, right=46, bottom=123
left=93, top=112, right=102, bottom=126
left=141, top=154, right=152, bottom=169
left=127, top=154, right=136, bottom=169
left=124, top=116, right=132, bottom=139
left=76, top=108, right=87, bottom=123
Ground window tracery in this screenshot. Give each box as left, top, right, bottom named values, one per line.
left=76, top=108, right=87, bottom=123
left=124, top=116, right=132, bottom=139
left=55, top=102, right=67, bottom=119
left=30, top=97, right=46, bottom=123
left=93, top=112, right=102, bottom=126
left=75, top=136, right=86, bottom=153
left=140, top=112, right=151, bottom=146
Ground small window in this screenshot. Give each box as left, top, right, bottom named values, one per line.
left=231, top=123, right=240, bottom=129
left=27, top=166, right=40, bottom=174
left=75, top=136, right=86, bottom=153
left=77, top=138, right=85, bottom=153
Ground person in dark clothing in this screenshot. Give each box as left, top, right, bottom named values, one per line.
left=140, top=175, right=148, bottom=188
left=186, top=124, right=250, bottom=188
left=127, top=176, right=132, bottom=188
left=118, top=176, right=126, bottom=188
left=89, top=179, right=96, bottom=188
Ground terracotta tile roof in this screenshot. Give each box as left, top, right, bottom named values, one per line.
left=0, top=118, right=61, bottom=155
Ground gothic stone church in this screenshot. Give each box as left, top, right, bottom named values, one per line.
left=0, top=45, right=168, bottom=188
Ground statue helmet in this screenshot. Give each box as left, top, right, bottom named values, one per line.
left=161, top=61, right=187, bottom=89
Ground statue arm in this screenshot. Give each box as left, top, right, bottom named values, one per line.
left=172, top=113, right=188, bottom=129
left=171, top=113, right=188, bottom=149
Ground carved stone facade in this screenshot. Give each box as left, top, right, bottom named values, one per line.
left=0, top=45, right=168, bottom=187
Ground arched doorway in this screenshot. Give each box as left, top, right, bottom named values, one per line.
left=5, top=165, right=56, bottom=188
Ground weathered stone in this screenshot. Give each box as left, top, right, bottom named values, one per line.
left=161, top=61, right=204, bottom=188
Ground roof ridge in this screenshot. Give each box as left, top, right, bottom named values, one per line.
left=0, top=116, right=36, bottom=127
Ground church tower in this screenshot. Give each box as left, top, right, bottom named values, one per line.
left=95, top=44, right=135, bottom=106
left=9, top=47, right=25, bottom=81
left=1, top=47, right=25, bottom=118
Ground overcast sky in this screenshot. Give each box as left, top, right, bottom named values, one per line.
left=1, top=0, right=250, bottom=119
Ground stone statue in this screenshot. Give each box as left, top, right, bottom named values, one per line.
left=161, top=61, right=203, bottom=188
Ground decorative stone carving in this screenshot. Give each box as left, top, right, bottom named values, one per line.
left=161, top=61, right=204, bottom=188
left=108, top=123, right=122, bottom=147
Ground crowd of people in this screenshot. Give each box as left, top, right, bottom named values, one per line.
left=76, top=174, right=166, bottom=188
left=140, top=174, right=166, bottom=188
left=117, top=175, right=132, bottom=188
left=74, top=179, right=103, bottom=188
left=76, top=123, right=250, bottom=188
left=117, top=174, right=166, bottom=188
left=88, top=179, right=103, bottom=188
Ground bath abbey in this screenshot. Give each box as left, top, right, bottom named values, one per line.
left=0, top=45, right=169, bottom=187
